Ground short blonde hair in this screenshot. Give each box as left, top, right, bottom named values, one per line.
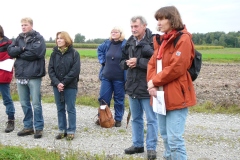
left=55, top=31, right=73, bottom=47
left=21, top=17, right=33, bottom=26
left=109, top=26, right=125, bottom=41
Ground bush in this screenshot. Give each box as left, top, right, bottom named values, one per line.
left=46, top=43, right=99, bottom=49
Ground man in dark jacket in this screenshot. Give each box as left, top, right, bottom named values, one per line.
left=120, top=16, right=158, bottom=160
left=7, top=17, right=46, bottom=139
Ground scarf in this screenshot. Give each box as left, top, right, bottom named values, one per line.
left=156, top=30, right=177, bottom=60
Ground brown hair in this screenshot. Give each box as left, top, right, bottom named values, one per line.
left=21, top=17, right=33, bottom=26
left=154, top=6, right=184, bottom=30
left=0, top=25, right=4, bottom=37
left=55, top=31, right=73, bottom=47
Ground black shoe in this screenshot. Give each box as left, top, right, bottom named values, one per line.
left=17, top=128, right=34, bottom=136
left=95, top=119, right=100, bottom=125
left=55, top=133, right=67, bottom=140
left=124, top=146, right=144, bottom=154
left=66, top=134, right=74, bottom=141
left=147, top=150, right=157, bottom=160
left=115, top=121, right=121, bottom=127
left=34, top=130, right=43, bottom=139
left=5, top=120, right=15, bottom=133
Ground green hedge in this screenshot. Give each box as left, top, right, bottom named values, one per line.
left=46, top=43, right=224, bottom=50
left=46, top=43, right=100, bottom=49
left=195, top=45, right=224, bottom=50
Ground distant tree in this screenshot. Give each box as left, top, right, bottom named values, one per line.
left=85, top=38, right=106, bottom=44
left=49, top=37, right=55, bottom=43
left=74, top=33, right=85, bottom=43
left=219, top=34, right=226, bottom=46
left=85, top=39, right=94, bottom=43
left=93, top=38, right=106, bottom=44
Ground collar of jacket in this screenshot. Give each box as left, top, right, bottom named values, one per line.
left=58, top=47, right=68, bottom=54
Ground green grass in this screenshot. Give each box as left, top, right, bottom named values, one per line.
left=1, top=46, right=240, bottom=159
left=199, top=48, right=240, bottom=63
left=189, top=101, right=240, bottom=114
left=45, top=47, right=240, bottom=63
left=0, top=144, right=143, bottom=160
left=0, top=145, right=60, bottom=160
left=46, top=49, right=97, bottom=59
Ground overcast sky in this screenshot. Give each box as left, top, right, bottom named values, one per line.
left=1, top=0, right=240, bottom=41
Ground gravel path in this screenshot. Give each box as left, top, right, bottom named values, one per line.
left=0, top=101, right=240, bottom=160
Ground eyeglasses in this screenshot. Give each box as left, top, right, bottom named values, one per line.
left=111, top=31, right=120, bottom=34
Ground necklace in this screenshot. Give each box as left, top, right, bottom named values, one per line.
left=111, top=51, right=117, bottom=60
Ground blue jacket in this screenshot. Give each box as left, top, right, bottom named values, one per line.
left=97, top=39, right=127, bottom=80
left=97, top=39, right=126, bottom=65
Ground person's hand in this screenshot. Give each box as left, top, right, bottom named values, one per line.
left=126, top=58, right=137, bottom=68
left=147, top=80, right=154, bottom=90
left=57, top=83, right=64, bottom=92
left=148, top=87, right=158, bottom=97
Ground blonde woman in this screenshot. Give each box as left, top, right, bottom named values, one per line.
left=96, top=27, right=126, bottom=127
left=48, top=31, right=80, bottom=140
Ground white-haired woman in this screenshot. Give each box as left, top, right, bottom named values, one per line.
left=96, top=27, right=126, bottom=127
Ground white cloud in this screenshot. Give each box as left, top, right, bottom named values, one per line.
left=1, top=0, right=240, bottom=40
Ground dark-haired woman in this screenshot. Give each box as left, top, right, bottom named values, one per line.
left=147, top=6, right=197, bottom=159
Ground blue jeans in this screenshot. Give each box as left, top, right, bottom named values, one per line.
left=98, top=78, right=125, bottom=121
left=53, top=87, right=77, bottom=134
left=158, top=108, right=188, bottom=160
left=17, top=78, right=44, bottom=130
left=128, top=97, right=158, bottom=150
left=0, top=83, right=15, bottom=120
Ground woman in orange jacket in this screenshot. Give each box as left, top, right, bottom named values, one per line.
left=147, top=6, right=196, bottom=160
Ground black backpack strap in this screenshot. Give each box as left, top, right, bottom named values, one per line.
left=155, top=34, right=162, bottom=45
left=173, top=31, right=183, bottom=47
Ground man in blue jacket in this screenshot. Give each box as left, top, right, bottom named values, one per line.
left=8, top=17, right=46, bottom=139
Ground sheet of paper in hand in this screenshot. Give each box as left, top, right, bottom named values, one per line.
left=153, top=91, right=166, bottom=115
left=0, top=59, right=14, bottom=72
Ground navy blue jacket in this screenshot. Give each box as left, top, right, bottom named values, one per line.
left=97, top=39, right=127, bottom=80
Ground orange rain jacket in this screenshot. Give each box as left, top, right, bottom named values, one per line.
left=147, top=27, right=196, bottom=111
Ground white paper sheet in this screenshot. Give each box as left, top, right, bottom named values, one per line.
left=0, top=59, right=14, bottom=72
left=100, top=105, right=107, bottom=110
left=153, top=91, right=166, bottom=115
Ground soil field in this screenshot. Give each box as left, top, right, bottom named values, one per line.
left=10, top=59, right=240, bottom=107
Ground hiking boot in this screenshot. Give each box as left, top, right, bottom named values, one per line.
left=124, top=146, right=144, bottom=154
left=34, top=130, right=43, bottom=139
left=55, top=133, right=67, bottom=140
left=17, top=128, right=34, bottom=136
left=66, top=134, right=74, bottom=141
left=5, top=120, right=15, bottom=133
left=115, top=121, right=121, bottom=127
left=147, top=150, right=157, bottom=160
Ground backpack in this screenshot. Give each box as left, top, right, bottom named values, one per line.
left=173, top=33, right=202, bottom=81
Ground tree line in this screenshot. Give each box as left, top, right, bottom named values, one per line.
left=44, top=31, right=240, bottom=48
left=192, top=31, right=240, bottom=47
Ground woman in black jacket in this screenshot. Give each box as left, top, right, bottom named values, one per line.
left=48, top=31, right=80, bottom=140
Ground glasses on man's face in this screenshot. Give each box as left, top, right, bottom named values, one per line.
left=111, top=31, right=120, bottom=34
